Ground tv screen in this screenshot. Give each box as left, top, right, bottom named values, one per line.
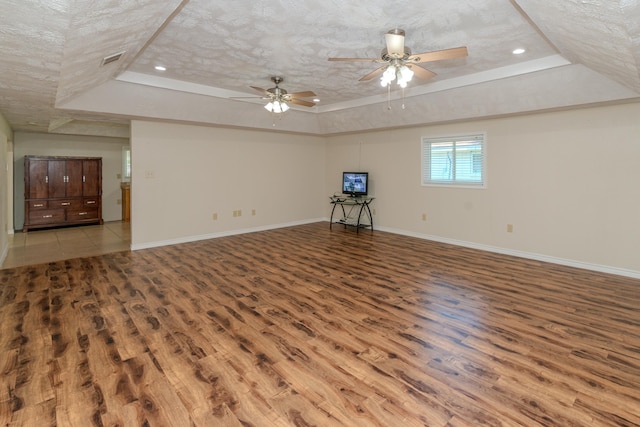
left=342, top=172, right=368, bottom=196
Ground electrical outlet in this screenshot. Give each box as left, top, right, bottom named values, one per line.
left=117, top=199, right=122, bottom=205
left=507, top=224, right=514, bottom=233
left=252, top=209, right=256, bottom=216
left=116, top=173, right=121, bottom=179
left=422, top=213, right=427, bottom=221
left=372, top=208, right=376, bottom=215
left=212, top=212, right=218, bottom=220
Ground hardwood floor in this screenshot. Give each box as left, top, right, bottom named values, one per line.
left=1, top=222, right=639, bottom=426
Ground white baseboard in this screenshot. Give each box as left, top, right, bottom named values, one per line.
left=131, top=218, right=325, bottom=251
left=373, top=225, right=640, bottom=280
left=132, top=218, right=640, bottom=280
left=0, top=241, right=8, bottom=268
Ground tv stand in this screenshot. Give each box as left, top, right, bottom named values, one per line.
left=329, top=195, right=374, bottom=233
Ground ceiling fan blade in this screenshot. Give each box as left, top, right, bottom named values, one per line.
left=408, top=64, right=437, bottom=80
left=408, top=46, right=468, bottom=63
left=289, top=91, right=316, bottom=98
left=329, top=57, right=379, bottom=62
left=385, top=32, right=405, bottom=58
left=289, top=98, right=316, bottom=107
left=250, top=86, right=271, bottom=96
left=359, top=66, right=386, bottom=81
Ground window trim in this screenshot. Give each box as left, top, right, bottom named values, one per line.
left=421, top=132, right=487, bottom=189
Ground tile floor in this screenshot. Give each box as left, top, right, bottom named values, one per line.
left=1, top=221, right=131, bottom=269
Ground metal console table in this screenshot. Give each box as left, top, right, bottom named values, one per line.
left=329, top=195, right=375, bottom=232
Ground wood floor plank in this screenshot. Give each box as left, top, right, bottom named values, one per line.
left=1, top=222, right=640, bottom=426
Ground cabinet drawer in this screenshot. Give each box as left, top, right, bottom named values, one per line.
left=27, top=200, right=48, bottom=210
left=83, top=198, right=99, bottom=208
left=28, top=209, right=64, bottom=225
left=50, top=199, right=82, bottom=209
left=67, top=208, right=99, bottom=221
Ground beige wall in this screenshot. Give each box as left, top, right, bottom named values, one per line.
left=326, top=103, right=640, bottom=276
left=130, top=103, right=640, bottom=277
left=13, top=132, right=130, bottom=230
left=130, top=121, right=327, bottom=248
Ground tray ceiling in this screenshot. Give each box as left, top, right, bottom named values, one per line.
left=1, top=0, right=639, bottom=137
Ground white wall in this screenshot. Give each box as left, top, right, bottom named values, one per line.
left=130, top=121, right=326, bottom=248
left=13, top=132, right=129, bottom=230
left=326, top=103, right=640, bottom=276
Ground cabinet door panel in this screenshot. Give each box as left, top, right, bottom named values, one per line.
left=48, top=160, right=67, bottom=198
left=82, top=159, right=101, bottom=197
left=27, top=159, right=49, bottom=199
left=66, top=159, right=83, bottom=197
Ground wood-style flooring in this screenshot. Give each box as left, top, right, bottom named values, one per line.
left=1, top=222, right=639, bottom=426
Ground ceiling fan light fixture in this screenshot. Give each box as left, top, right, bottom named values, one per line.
left=400, top=65, right=413, bottom=83
left=380, top=65, right=397, bottom=87
left=277, top=101, right=289, bottom=113
left=381, top=64, right=414, bottom=88
left=265, top=99, right=289, bottom=113
left=244, top=76, right=315, bottom=114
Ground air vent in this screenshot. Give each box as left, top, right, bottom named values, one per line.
left=101, top=51, right=126, bottom=66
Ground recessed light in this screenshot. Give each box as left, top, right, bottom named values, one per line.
left=512, top=48, right=526, bottom=55
left=154, top=65, right=166, bottom=71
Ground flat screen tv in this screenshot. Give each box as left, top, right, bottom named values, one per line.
left=342, top=172, right=368, bottom=197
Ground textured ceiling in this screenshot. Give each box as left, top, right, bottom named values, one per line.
left=1, top=0, right=639, bottom=137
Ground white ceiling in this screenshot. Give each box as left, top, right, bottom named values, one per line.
left=1, top=0, right=639, bottom=137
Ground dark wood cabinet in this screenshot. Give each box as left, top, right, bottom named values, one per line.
left=23, top=156, right=103, bottom=232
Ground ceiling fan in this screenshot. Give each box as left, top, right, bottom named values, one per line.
left=246, top=76, right=317, bottom=113
left=329, top=29, right=468, bottom=88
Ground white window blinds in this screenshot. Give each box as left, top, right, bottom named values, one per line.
left=421, top=133, right=486, bottom=188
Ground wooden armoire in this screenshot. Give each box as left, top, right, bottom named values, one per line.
left=23, top=156, right=103, bottom=232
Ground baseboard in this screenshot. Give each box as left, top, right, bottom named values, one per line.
left=374, top=225, right=640, bottom=280
left=0, top=241, right=8, bottom=268
left=132, top=218, right=640, bottom=279
left=131, top=218, right=325, bottom=251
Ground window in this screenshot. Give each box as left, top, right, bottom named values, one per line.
left=122, top=146, right=131, bottom=182
left=421, top=133, right=486, bottom=187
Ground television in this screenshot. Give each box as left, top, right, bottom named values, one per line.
left=342, top=172, right=369, bottom=197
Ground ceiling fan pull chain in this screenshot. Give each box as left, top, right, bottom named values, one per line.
left=402, top=87, right=406, bottom=110
left=387, top=84, right=391, bottom=110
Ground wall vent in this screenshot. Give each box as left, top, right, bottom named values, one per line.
left=101, top=51, right=126, bottom=66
